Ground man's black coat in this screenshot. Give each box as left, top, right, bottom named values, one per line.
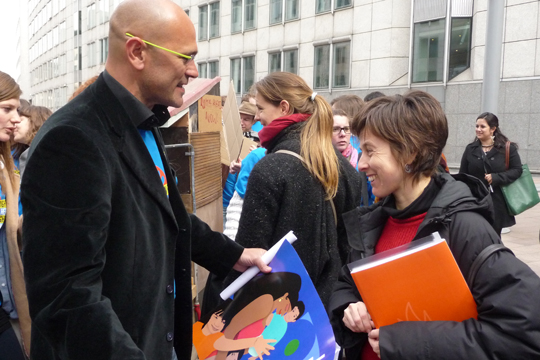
left=21, top=74, right=243, bottom=359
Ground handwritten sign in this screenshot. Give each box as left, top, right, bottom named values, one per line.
left=198, top=95, right=222, bottom=133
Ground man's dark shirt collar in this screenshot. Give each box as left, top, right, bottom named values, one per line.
left=102, top=70, right=170, bottom=129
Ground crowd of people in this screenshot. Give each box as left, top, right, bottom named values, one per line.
left=0, top=0, right=539, bottom=359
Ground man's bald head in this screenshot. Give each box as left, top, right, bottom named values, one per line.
left=109, top=0, right=190, bottom=59
left=105, top=0, right=198, bottom=108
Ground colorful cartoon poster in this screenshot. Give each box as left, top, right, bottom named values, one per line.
left=193, top=239, right=337, bottom=360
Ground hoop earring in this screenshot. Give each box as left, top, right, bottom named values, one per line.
left=404, top=164, right=412, bottom=173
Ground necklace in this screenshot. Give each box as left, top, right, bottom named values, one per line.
left=481, top=142, right=494, bottom=148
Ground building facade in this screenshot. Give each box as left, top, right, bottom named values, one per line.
left=21, top=0, right=540, bottom=168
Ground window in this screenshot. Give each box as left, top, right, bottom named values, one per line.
left=88, top=42, right=97, bottom=67
left=314, top=41, right=350, bottom=89
left=412, top=19, right=445, bottom=82
left=59, top=21, right=66, bottom=43
left=316, top=0, right=330, bottom=13
left=269, top=52, right=281, bottom=73
left=243, top=56, right=255, bottom=93
left=199, top=2, right=220, bottom=40
left=411, top=0, right=473, bottom=83
left=244, top=0, right=256, bottom=30
left=231, top=58, right=241, bottom=92
left=87, top=3, right=96, bottom=29
left=316, top=0, right=350, bottom=14
left=268, top=49, right=298, bottom=74
left=98, top=0, right=110, bottom=24
left=74, top=11, right=81, bottom=36
left=198, top=6, right=208, bottom=41
left=210, top=2, right=220, bottom=38
left=200, top=61, right=220, bottom=78
left=270, top=0, right=298, bottom=24
left=231, top=0, right=256, bottom=33
left=199, top=63, right=208, bottom=78
left=230, top=56, right=254, bottom=94
left=270, top=0, right=282, bottom=25
left=448, top=17, right=472, bottom=81
left=100, top=37, right=109, bottom=64
left=333, top=42, right=350, bottom=87
left=314, top=44, right=330, bottom=88
left=209, top=61, right=219, bottom=78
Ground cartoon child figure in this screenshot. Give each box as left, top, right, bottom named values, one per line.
left=247, top=301, right=305, bottom=359
left=193, top=302, right=230, bottom=360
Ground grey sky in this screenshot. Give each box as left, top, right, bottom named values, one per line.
left=0, top=0, right=20, bottom=78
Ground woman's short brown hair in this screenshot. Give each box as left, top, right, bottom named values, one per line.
left=352, top=90, right=448, bottom=182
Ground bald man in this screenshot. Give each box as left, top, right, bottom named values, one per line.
left=21, top=1, right=269, bottom=359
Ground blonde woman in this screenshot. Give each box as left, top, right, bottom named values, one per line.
left=0, top=71, right=29, bottom=360
left=230, top=72, right=362, bottom=306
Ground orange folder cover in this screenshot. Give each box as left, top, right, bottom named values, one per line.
left=347, top=232, right=478, bottom=328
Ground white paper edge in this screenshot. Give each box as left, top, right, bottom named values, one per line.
left=219, top=230, right=298, bottom=300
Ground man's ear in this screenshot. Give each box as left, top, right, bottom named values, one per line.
left=125, top=38, right=146, bottom=70
left=279, top=100, right=291, bottom=116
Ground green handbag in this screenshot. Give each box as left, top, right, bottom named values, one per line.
left=501, top=142, right=540, bottom=216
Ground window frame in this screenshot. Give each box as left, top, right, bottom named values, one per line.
left=316, top=0, right=351, bottom=14
left=231, top=0, right=257, bottom=34
left=230, top=55, right=255, bottom=95
left=313, top=39, right=351, bottom=91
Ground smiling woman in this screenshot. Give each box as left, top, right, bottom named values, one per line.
left=328, top=91, right=540, bottom=360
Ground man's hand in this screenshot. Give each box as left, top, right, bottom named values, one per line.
left=343, top=301, right=373, bottom=333
left=368, top=329, right=380, bottom=358
left=233, top=248, right=271, bottom=273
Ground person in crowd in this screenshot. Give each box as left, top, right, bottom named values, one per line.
left=331, top=95, right=374, bottom=206
left=223, top=147, right=266, bottom=241
left=228, top=72, right=362, bottom=307
left=241, top=93, right=262, bottom=132
left=363, top=91, right=385, bottom=102
left=0, top=71, right=29, bottom=360
left=332, top=109, right=359, bottom=169
left=20, top=1, right=269, bottom=359
left=239, top=101, right=259, bottom=143
left=328, top=91, right=540, bottom=359
left=13, top=105, right=52, bottom=178
left=459, top=112, right=522, bottom=236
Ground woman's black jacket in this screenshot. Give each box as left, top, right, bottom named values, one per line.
left=328, top=173, right=540, bottom=359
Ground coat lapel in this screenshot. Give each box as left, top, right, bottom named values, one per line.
left=92, top=76, right=177, bottom=225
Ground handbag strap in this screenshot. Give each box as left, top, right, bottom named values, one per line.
left=467, top=244, right=514, bottom=286
left=505, top=141, right=510, bottom=171
left=275, top=150, right=338, bottom=226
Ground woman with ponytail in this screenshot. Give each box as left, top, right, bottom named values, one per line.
left=229, top=72, right=361, bottom=306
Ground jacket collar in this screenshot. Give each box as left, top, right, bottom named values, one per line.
left=343, top=173, right=495, bottom=257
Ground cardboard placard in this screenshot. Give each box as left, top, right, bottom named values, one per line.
left=238, top=138, right=258, bottom=161
left=221, top=81, right=244, bottom=165
left=198, top=95, right=222, bottom=133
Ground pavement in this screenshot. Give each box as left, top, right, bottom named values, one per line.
left=500, top=176, right=540, bottom=276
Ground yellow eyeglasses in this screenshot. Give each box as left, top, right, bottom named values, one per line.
left=125, top=33, right=194, bottom=61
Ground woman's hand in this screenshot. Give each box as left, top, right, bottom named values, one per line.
left=230, top=159, right=242, bottom=174
left=485, top=173, right=492, bottom=184
left=368, top=329, right=380, bottom=358
left=343, top=301, right=373, bottom=333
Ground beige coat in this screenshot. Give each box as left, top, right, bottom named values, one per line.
left=0, top=161, right=31, bottom=357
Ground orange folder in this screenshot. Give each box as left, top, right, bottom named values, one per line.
left=347, top=232, right=478, bottom=328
